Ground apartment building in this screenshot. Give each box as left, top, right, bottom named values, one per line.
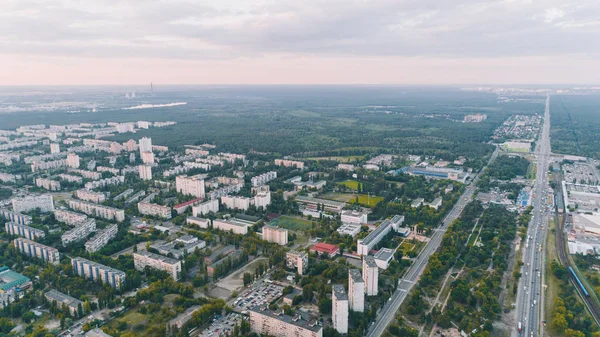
left=5, top=222, right=45, bottom=240
left=192, top=199, right=219, bottom=216
left=0, top=173, right=16, bottom=183
left=74, top=189, right=107, bottom=203
left=137, top=202, right=172, bottom=219
left=58, top=174, right=83, bottom=183
left=139, top=165, right=152, bottom=180
left=84, top=176, right=124, bottom=190
left=262, top=225, right=288, bottom=245
left=68, top=199, right=125, bottom=222
left=50, top=143, right=60, bottom=154
left=139, top=137, right=152, bottom=153
left=85, top=224, right=118, bottom=253
left=35, top=178, right=61, bottom=191
left=337, top=164, right=355, bottom=171
left=134, top=251, right=181, bottom=280
left=71, top=257, right=126, bottom=289
left=249, top=306, right=322, bottom=337
left=221, top=196, right=251, bottom=211
left=0, top=209, right=32, bottom=225
left=186, top=216, right=210, bottom=229
left=251, top=171, right=277, bottom=187
left=96, top=166, right=120, bottom=175
left=176, top=174, right=206, bottom=198
left=12, top=194, right=55, bottom=213
left=363, top=256, right=379, bottom=296
left=274, top=159, right=305, bottom=169
left=286, top=251, right=308, bottom=275
left=212, top=218, right=253, bottom=235
left=31, top=159, right=66, bottom=172
left=253, top=192, right=271, bottom=209
left=54, top=209, right=88, bottom=226
left=348, top=269, right=365, bottom=312
left=332, top=284, right=348, bottom=334
left=141, top=151, right=154, bottom=164
left=61, top=219, right=97, bottom=246
left=45, top=290, right=83, bottom=316
left=69, top=169, right=101, bottom=180
left=14, top=238, right=60, bottom=265
left=67, top=153, right=80, bottom=168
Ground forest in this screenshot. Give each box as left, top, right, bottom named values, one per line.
left=551, top=94, right=600, bottom=159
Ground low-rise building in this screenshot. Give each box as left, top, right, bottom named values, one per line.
left=14, top=238, right=60, bottom=265
left=295, top=196, right=345, bottom=213
left=212, top=218, right=253, bottom=235
left=134, top=251, right=182, bottom=280
left=310, top=242, right=340, bottom=257
left=374, top=248, right=394, bottom=270
left=427, top=197, right=443, bottom=210
left=341, top=210, right=368, bottom=224
left=249, top=306, right=322, bottom=337
left=85, top=224, right=118, bottom=253
left=45, top=289, right=83, bottom=316
left=337, top=222, right=362, bottom=237
left=149, top=237, right=206, bottom=259
left=173, top=197, right=203, bottom=214
left=274, top=159, right=305, bottom=169
left=186, top=216, right=210, bottom=228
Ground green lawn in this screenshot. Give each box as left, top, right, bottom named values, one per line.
left=320, top=192, right=355, bottom=202
left=338, top=180, right=360, bottom=190
left=270, top=216, right=313, bottom=231
left=349, top=194, right=385, bottom=207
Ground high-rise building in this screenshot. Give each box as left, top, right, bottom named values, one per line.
left=286, top=251, right=308, bottom=275
left=363, top=256, right=379, bottom=296
left=192, top=199, right=219, bottom=216
left=176, top=175, right=205, bottom=198
left=50, top=143, right=60, bottom=154
left=348, top=269, right=365, bottom=312
left=262, top=225, right=288, bottom=245
left=14, top=238, right=60, bottom=265
left=139, top=137, right=152, bottom=154
left=139, top=165, right=152, bottom=180
left=141, top=151, right=154, bottom=164
left=67, top=153, right=80, bottom=169
left=332, top=284, right=348, bottom=334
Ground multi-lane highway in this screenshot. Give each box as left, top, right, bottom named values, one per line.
left=366, top=148, right=498, bottom=337
left=514, top=95, right=551, bottom=337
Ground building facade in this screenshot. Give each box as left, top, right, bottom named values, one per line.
left=176, top=175, right=206, bottom=198
left=348, top=269, right=365, bottom=312
left=12, top=194, right=54, bottom=213
left=332, top=284, right=348, bottom=334
left=71, top=257, right=126, bottom=289
left=134, top=251, right=181, bottom=280
left=69, top=199, right=125, bottom=222
left=249, top=307, right=322, bottom=337
left=363, top=256, right=379, bottom=296
left=14, top=238, right=60, bottom=265
left=192, top=199, right=219, bottom=216
left=286, top=251, right=308, bottom=275
left=85, top=224, right=118, bottom=253
left=5, top=222, right=45, bottom=240
left=262, top=225, right=288, bottom=245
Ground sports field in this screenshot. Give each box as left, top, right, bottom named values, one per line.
left=338, top=180, right=360, bottom=190
left=270, top=216, right=313, bottom=231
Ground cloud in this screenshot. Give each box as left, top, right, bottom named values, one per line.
left=0, top=0, right=598, bottom=60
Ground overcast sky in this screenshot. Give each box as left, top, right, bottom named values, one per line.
left=1, top=0, right=599, bottom=85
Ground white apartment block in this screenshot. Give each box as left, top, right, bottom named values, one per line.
left=75, top=189, right=107, bottom=203
left=286, top=251, right=308, bottom=275
left=85, top=224, right=118, bottom=252
left=69, top=199, right=125, bottom=222
left=54, top=209, right=88, bottom=226
left=14, top=238, right=60, bottom=265
left=12, top=194, right=55, bottom=213
left=337, top=164, right=355, bottom=171
left=332, top=284, right=349, bottom=334
left=134, top=251, right=181, bottom=280
left=0, top=209, right=32, bottom=226
left=96, top=166, right=120, bottom=175
left=253, top=192, right=272, bottom=209
left=0, top=173, right=16, bottom=183
left=115, top=123, right=134, bottom=133
left=5, top=222, right=45, bottom=240
left=139, top=165, right=152, bottom=180
left=274, top=159, right=305, bottom=169
left=262, top=225, right=288, bottom=245
left=192, top=199, right=219, bottom=216
left=341, top=210, right=368, bottom=224
left=138, top=202, right=172, bottom=219
left=31, top=159, right=66, bottom=172
left=176, top=175, right=206, bottom=198
left=67, top=153, right=80, bottom=168
left=50, top=143, right=60, bottom=154
left=363, top=256, right=379, bottom=296
left=70, top=169, right=101, bottom=180
left=212, top=218, right=252, bottom=235
left=71, top=257, right=126, bottom=289
left=186, top=216, right=210, bottom=228
left=84, top=176, right=124, bottom=190
left=348, top=269, right=365, bottom=312
left=58, top=174, right=83, bottom=183
left=249, top=307, right=322, bottom=337
left=137, top=121, right=150, bottom=129
left=36, top=178, right=61, bottom=191
left=141, top=151, right=155, bottom=164
left=61, top=219, right=97, bottom=246
left=221, top=196, right=251, bottom=211
left=251, top=171, right=277, bottom=187
left=139, top=137, right=152, bottom=153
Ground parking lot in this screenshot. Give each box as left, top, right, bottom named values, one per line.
left=198, top=312, right=244, bottom=337
left=563, top=162, right=599, bottom=185
left=233, top=280, right=284, bottom=312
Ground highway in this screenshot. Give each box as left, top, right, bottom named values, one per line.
left=366, top=148, right=498, bottom=337
left=514, top=94, right=551, bottom=337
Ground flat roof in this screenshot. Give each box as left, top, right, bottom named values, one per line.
left=249, top=306, right=322, bottom=333
left=72, top=257, right=126, bottom=276
left=135, top=251, right=180, bottom=265
left=374, top=248, right=394, bottom=262
left=45, top=289, right=83, bottom=307
left=361, top=220, right=391, bottom=246
left=295, top=196, right=345, bottom=207
left=349, top=269, right=363, bottom=283
left=0, top=267, right=31, bottom=291
left=332, top=284, right=347, bottom=300
left=214, top=218, right=253, bottom=227
left=363, top=255, right=377, bottom=268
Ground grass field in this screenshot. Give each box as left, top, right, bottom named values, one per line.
left=349, top=194, right=385, bottom=207
left=320, top=192, right=355, bottom=202
left=304, top=155, right=364, bottom=163
left=338, top=180, right=360, bottom=190
left=270, top=216, right=313, bottom=231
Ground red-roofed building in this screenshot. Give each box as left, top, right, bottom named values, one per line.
left=173, top=198, right=203, bottom=214
left=310, top=242, right=340, bottom=257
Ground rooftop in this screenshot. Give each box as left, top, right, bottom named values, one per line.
left=0, top=267, right=31, bottom=291
left=72, top=257, right=126, bottom=276
left=135, top=251, right=180, bottom=265
left=361, top=220, right=392, bottom=246
left=174, top=197, right=203, bottom=209
left=310, top=242, right=340, bottom=254
left=374, top=248, right=394, bottom=262
left=349, top=269, right=363, bottom=283
left=249, top=306, right=322, bottom=333
left=45, top=289, right=83, bottom=307
left=295, top=196, right=345, bottom=207
left=332, top=284, right=348, bottom=301
left=364, top=255, right=377, bottom=268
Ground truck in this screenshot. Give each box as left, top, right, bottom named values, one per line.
left=518, top=321, right=522, bottom=333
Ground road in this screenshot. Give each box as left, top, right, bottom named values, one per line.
left=366, top=148, right=498, bottom=337
left=514, top=94, right=551, bottom=337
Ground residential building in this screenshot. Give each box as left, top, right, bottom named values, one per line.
left=14, top=238, right=60, bottom=265
left=75, top=189, right=107, bottom=203
left=35, top=178, right=61, bottom=191
left=251, top=171, right=277, bottom=187
left=12, top=194, right=54, bottom=213
left=45, top=290, right=83, bottom=316
left=168, top=305, right=202, bottom=331
left=341, top=210, right=368, bottom=224
left=134, top=251, right=181, bottom=280
left=173, top=197, right=203, bottom=214
left=70, top=169, right=101, bottom=180
left=248, top=306, right=322, bottom=337
left=54, top=209, right=88, bottom=226
left=332, top=284, right=348, bottom=334
left=262, top=225, right=288, bottom=245
left=348, top=269, right=365, bottom=312
left=141, top=151, right=154, bottom=164
left=212, top=218, right=253, bottom=235
left=61, top=219, right=97, bottom=246
left=139, top=165, right=152, bottom=180
left=192, top=199, right=219, bottom=216
left=337, top=164, right=355, bottom=171
left=253, top=191, right=272, bottom=209
left=0, top=209, right=32, bottom=225
left=310, top=242, right=340, bottom=257
left=138, top=201, right=172, bottom=219
left=286, top=251, right=308, bottom=275
left=139, top=137, right=152, bottom=153
left=374, top=248, right=394, bottom=270
left=50, top=143, right=60, bottom=154
left=85, top=224, right=118, bottom=253
left=31, top=158, right=67, bottom=172
left=71, top=257, right=126, bottom=289
left=176, top=174, right=206, bottom=198
left=221, top=195, right=251, bottom=211
left=69, top=199, right=125, bottom=222
left=58, top=173, right=83, bottom=183
left=84, top=175, right=124, bottom=190
left=5, top=222, right=45, bottom=240
left=363, top=256, right=378, bottom=296
left=207, top=250, right=244, bottom=277
left=67, top=152, right=80, bottom=168
left=186, top=216, right=210, bottom=228
left=0, top=173, right=16, bottom=183
left=274, top=159, right=305, bottom=169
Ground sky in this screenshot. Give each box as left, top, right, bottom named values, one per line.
left=1, top=0, right=599, bottom=85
